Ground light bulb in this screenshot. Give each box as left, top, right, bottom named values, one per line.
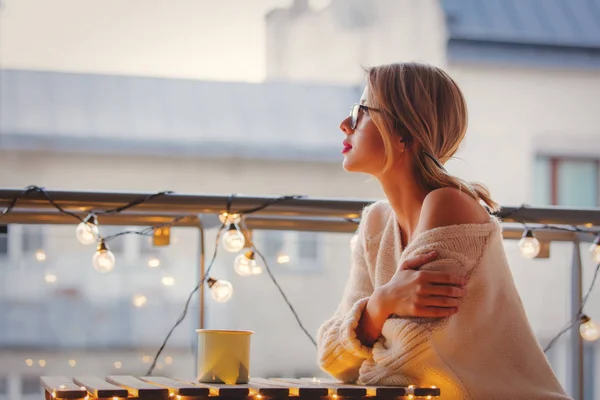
left=207, top=278, right=233, bottom=302
left=148, top=257, right=160, bottom=268
left=35, top=250, right=47, bottom=262
left=132, top=294, right=147, bottom=307
left=219, top=213, right=241, bottom=225
left=234, top=251, right=256, bottom=276
left=93, top=240, right=115, bottom=273
left=277, top=253, right=290, bottom=264
left=580, top=315, right=600, bottom=342
left=76, top=215, right=99, bottom=245
left=589, top=236, right=600, bottom=263
left=222, top=224, right=245, bottom=252
left=518, top=229, right=540, bottom=259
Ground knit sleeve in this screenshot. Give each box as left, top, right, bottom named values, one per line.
left=358, top=219, right=499, bottom=386
left=316, top=205, right=379, bottom=383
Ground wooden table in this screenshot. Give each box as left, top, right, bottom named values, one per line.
left=40, top=376, right=441, bottom=399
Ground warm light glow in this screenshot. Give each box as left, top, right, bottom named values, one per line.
left=222, top=225, right=245, bottom=252
left=142, top=355, right=151, bottom=363
left=518, top=230, right=540, bottom=259
left=69, top=359, right=77, bottom=367
left=93, top=241, right=115, bottom=273
left=25, top=359, right=33, bottom=366
left=256, top=395, right=262, bottom=399
left=332, top=395, right=338, bottom=399
left=219, top=213, right=241, bottom=225
left=148, top=257, right=161, bottom=268
left=169, top=392, right=175, bottom=397
left=133, top=294, right=148, bottom=307
left=277, top=253, right=290, bottom=264
left=52, top=392, right=56, bottom=398
left=580, top=318, right=600, bottom=341
left=59, top=385, right=66, bottom=389
left=164, top=356, right=173, bottom=365
left=162, top=276, right=175, bottom=286
left=590, top=242, right=600, bottom=263
left=45, top=273, right=57, bottom=283
left=114, top=361, right=122, bottom=369
left=156, top=362, right=164, bottom=370
left=427, top=396, right=432, bottom=400
left=210, top=279, right=233, bottom=302
left=35, top=250, right=47, bottom=261
left=76, top=218, right=99, bottom=245
left=38, top=359, right=46, bottom=367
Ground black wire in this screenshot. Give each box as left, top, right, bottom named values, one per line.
left=253, top=246, right=317, bottom=347
left=543, top=262, right=600, bottom=353
left=146, top=222, right=227, bottom=376
left=237, top=195, right=303, bottom=215
left=98, top=191, right=174, bottom=215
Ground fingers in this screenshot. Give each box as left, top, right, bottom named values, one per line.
left=417, top=270, right=468, bottom=287
left=412, top=305, right=458, bottom=318
left=418, top=294, right=461, bottom=308
left=401, top=251, right=437, bottom=270
left=420, top=283, right=466, bottom=298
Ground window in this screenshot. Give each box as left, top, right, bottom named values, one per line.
left=534, top=156, right=599, bottom=207
left=21, top=225, right=44, bottom=253
left=257, top=230, right=322, bottom=273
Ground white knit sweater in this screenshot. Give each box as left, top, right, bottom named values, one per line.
left=317, top=201, right=570, bottom=400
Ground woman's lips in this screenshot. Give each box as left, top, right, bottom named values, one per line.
left=342, top=142, right=353, bottom=153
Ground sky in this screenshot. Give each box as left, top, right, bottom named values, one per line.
left=0, top=0, right=321, bottom=82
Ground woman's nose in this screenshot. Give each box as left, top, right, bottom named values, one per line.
left=340, top=116, right=352, bottom=134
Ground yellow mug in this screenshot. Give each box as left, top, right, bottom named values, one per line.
left=196, top=329, right=254, bottom=384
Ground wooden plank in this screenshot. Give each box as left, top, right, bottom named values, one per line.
left=105, top=376, right=169, bottom=400
left=72, top=377, right=128, bottom=399
left=138, top=377, right=209, bottom=397
left=298, top=378, right=408, bottom=397
left=40, top=377, right=87, bottom=399
left=251, top=378, right=328, bottom=397
left=172, top=379, right=248, bottom=397
left=275, top=378, right=366, bottom=397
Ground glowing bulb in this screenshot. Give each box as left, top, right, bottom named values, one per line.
left=219, top=213, right=241, bottom=225
left=38, top=359, right=46, bottom=367
left=518, top=229, right=540, bottom=259
left=68, top=359, right=77, bottom=367
left=114, top=361, right=122, bottom=369
left=207, top=278, right=233, bottom=302
left=133, top=294, right=147, bottom=307
left=93, top=240, right=115, bottom=273
left=44, top=273, right=57, bottom=283
left=277, top=253, right=290, bottom=264
left=142, top=356, right=151, bottom=363
left=164, top=356, right=172, bottom=365
left=148, top=257, right=161, bottom=268
left=25, top=359, right=33, bottom=366
left=76, top=215, right=99, bottom=245
left=162, top=276, right=175, bottom=286
left=222, top=224, right=245, bottom=252
left=580, top=316, right=600, bottom=342
left=589, top=237, right=600, bottom=263
left=234, top=251, right=257, bottom=276
left=35, top=250, right=47, bottom=262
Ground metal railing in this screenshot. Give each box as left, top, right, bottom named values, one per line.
left=1, top=188, right=598, bottom=400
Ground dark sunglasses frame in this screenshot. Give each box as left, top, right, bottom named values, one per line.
left=349, top=103, right=381, bottom=129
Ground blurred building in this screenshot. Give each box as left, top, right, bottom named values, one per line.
left=0, top=0, right=599, bottom=399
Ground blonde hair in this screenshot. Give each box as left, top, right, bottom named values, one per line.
left=365, top=62, right=500, bottom=212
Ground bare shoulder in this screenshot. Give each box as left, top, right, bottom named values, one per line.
left=418, top=187, right=490, bottom=232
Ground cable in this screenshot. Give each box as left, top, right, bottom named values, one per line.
left=253, top=246, right=317, bottom=347
left=543, top=262, right=600, bottom=353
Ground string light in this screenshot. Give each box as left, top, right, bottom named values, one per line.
left=207, top=277, right=233, bottom=302
left=219, top=212, right=241, bottom=225
left=276, top=252, right=290, bottom=264
left=93, top=240, right=115, bottom=273
left=580, top=315, right=600, bottom=342
left=35, top=249, right=47, bottom=262
left=222, top=223, right=245, bottom=252
left=518, top=229, right=540, bottom=259
left=25, top=359, right=33, bottom=367
left=148, top=257, right=161, bottom=268
left=162, top=276, right=175, bottom=286
left=38, top=359, right=46, bottom=367
left=133, top=294, right=148, bottom=307
left=68, top=359, right=77, bottom=367
left=234, top=251, right=262, bottom=276
left=114, top=361, right=122, bottom=369
left=76, top=214, right=99, bottom=245
left=589, top=236, right=600, bottom=263
left=44, top=273, right=57, bottom=283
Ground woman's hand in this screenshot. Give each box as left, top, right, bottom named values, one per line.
left=357, top=251, right=466, bottom=345
left=377, top=251, right=467, bottom=318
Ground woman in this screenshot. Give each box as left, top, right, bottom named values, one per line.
left=317, top=63, right=569, bottom=399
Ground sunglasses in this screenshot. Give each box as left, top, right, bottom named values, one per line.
left=349, top=103, right=381, bottom=129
